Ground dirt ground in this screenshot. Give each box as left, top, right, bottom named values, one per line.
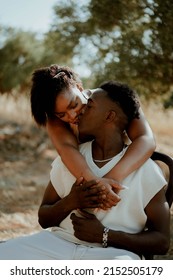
left=0, top=95, right=172, bottom=259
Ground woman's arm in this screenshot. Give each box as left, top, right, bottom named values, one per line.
left=105, top=108, right=156, bottom=182
left=47, top=118, right=97, bottom=181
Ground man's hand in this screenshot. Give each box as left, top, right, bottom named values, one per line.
left=68, top=177, right=106, bottom=210
left=70, top=210, right=104, bottom=243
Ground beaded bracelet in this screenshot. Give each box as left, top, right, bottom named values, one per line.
left=102, top=227, right=109, bottom=248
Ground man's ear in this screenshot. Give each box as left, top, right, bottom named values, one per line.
left=105, top=110, right=117, bottom=123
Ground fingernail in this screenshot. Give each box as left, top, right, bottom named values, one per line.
left=121, top=185, right=129, bottom=190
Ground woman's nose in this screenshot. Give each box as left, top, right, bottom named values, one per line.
left=68, top=110, right=77, bottom=120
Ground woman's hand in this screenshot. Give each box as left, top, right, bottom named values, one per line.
left=96, top=178, right=124, bottom=210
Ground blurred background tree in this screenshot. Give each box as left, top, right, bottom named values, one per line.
left=0, top=27, right=45, bottom=93
left=0, top=0, right=173, bottom=107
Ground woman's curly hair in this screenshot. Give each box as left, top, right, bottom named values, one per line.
left=30, top=64, right=82, bottom=126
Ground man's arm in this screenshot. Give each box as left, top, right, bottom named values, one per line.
left=38, top=178, right=105, bottom=229
left=108, top=188, right=170, bottom=255
left=71, top=188, right=170, bottom=256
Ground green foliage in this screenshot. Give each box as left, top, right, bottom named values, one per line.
left=49, top=0, right=173, bottom=103
left=0, top=28, right=45, bottom=93
left=0, top=0, right=173, bottom=106
left=164, top=91, right=173, bottom=109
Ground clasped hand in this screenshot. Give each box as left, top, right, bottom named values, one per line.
left=96, top=177, right=123, bottom=209
left=70, top=177, right=122, bottom=210
left=69, top=177, right=105, bottom=209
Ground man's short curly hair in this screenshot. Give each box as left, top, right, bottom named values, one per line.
left=99, top=81, right=140, bottom=124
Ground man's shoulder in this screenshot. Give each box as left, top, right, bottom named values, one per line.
left=135, top=157, right=167, bottom=186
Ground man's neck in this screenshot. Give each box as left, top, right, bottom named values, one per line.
left=92, top=131, right=124, bottom=167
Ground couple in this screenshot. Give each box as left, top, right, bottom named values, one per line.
left=30, top=64, right=156, bottom=208
left=0, top=79, right=170, bottom=259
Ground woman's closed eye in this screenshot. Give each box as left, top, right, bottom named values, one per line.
left=55, top=113, right=65, bottom=119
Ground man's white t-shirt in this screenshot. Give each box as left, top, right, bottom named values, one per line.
left=50, top=141, right=167, bottom=247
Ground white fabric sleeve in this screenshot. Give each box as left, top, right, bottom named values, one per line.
left=140, top=159, right=167, bottom=208
left=50, top=156, right=75, bottom=198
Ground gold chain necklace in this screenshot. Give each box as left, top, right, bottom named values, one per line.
left=93, top=156, right=115, bottom=163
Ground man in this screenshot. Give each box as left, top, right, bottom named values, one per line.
left=0, top=81, right=170, bottom=259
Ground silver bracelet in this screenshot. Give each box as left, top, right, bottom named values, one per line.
left=102, top=227, right=109, bottom=248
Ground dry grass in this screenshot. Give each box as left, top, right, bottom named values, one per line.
left=0, top=94, right=173, bottom=259
left=0, top=93, right=32, bottom=124
left=142, top=101, right=173, bottom=156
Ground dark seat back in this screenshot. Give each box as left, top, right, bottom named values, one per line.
left=151, top=151, right=173, bottom=208
left=145, top=151, right=173, bottom=260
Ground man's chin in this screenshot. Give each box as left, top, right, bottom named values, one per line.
left=78, top=132, right=94, bottom=143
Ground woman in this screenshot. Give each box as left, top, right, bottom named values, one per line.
left=30, top=64, right=155, bottom=209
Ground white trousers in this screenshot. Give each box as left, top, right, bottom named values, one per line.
left=0, top=231, right=140, bottom=260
